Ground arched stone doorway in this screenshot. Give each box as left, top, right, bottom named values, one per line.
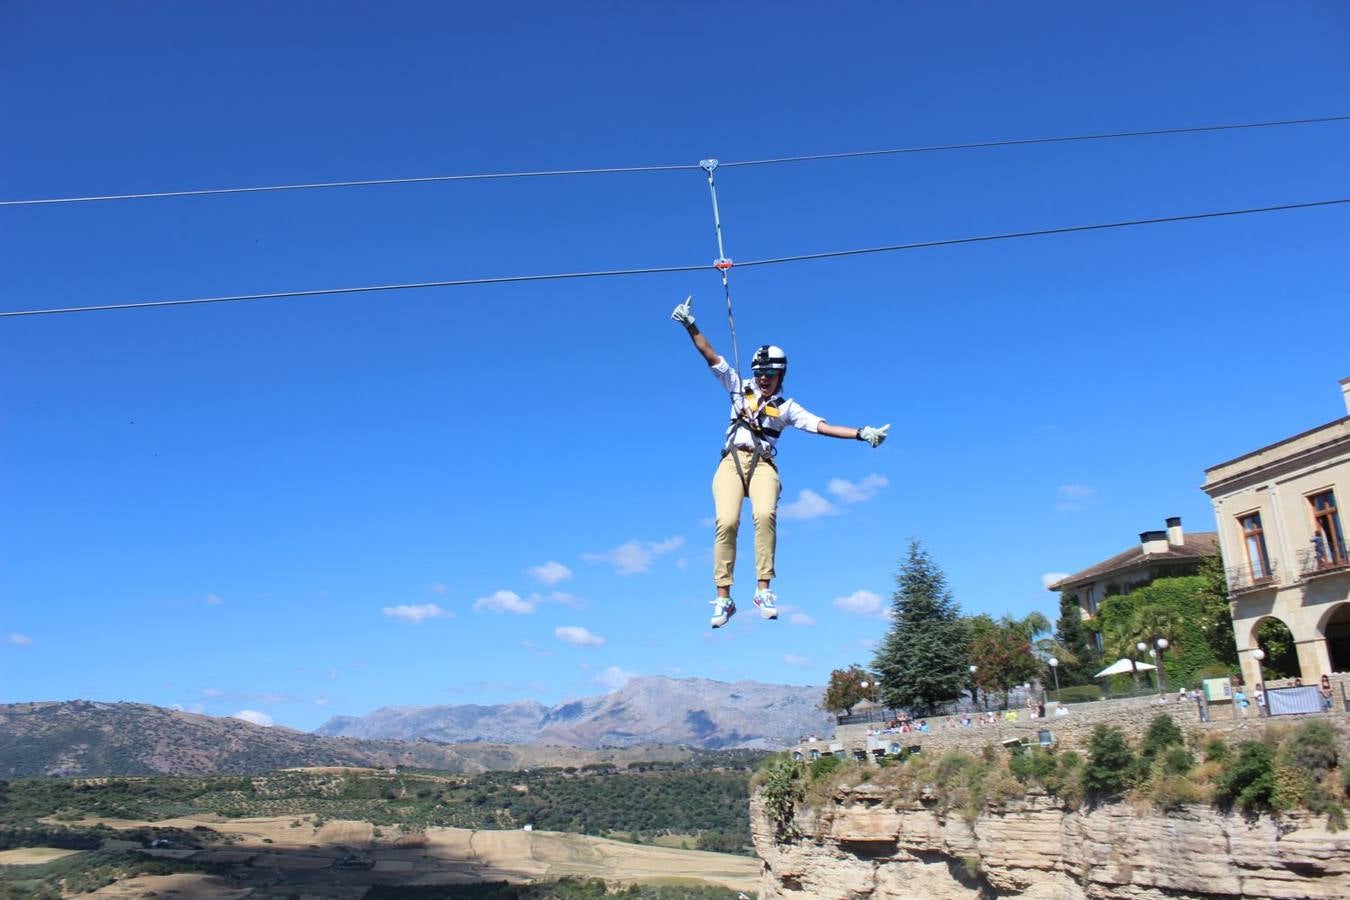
left=1320, top=603, right=1350, bottom=674
left=1252, top=616, right=1301, bottom=680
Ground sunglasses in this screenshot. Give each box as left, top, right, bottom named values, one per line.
left=751, top=369, right=781, bottom=378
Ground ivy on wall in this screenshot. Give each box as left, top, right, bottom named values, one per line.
left=1096, top=575, right=1236, bottom=689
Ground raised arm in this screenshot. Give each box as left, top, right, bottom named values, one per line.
left=817, top=422, right=890, bottom=447
left=671, top=296, right=721, bottom=367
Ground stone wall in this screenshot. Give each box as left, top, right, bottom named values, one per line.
left=751, top=786, right=1350, bottom=899
left=798, top=676, right=1350, bottom=760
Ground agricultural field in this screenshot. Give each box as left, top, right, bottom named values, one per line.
left=0, top=762, right=763, bottom=897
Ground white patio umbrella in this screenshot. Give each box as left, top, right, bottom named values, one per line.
left=1094, top=658, right=1158, bottom=678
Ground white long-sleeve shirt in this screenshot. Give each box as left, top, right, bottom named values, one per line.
left=711, top=357, right=823, bottom=457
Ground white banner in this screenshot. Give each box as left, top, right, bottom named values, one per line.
left=1267, top=685, right=1322, bottom=716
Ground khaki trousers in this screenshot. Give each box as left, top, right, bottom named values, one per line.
left=712, top=450, right=781, bottom=587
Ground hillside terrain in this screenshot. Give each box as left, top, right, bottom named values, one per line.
left=1, top=761, right=762, bottom=845
left=0, top=766, right=762, bottom=896
left=316, top=675, right=832, bottom=749
left=0, top=701, right=750, bottom=778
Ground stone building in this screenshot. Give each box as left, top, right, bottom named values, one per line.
left=1202, top=377, right=1350, bottom=687
left=1047, top=518, right=1218, bottom=649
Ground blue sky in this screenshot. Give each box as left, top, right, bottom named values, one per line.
left=3, top=2, right=1349, bottom=731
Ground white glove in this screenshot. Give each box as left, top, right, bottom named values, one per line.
left=858, top=424, right=890, bottom=448
left=671, top=295, right=695, bottom=329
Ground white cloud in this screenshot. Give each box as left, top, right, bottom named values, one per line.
left=473, top=590, right=576, bottom=615
left=8, top=633, right=32, bottom=646
left=428, top=582, right=449, bottom=595
left=833, top=590, right=887, bottom=618
left=326, top=668, right=339, bottom=681
left=383, top=603, right=452, bottom=623
left=1056, top=484, right=1097, bottom=512
left=202, top=688, right=224, bottom=698
left=1041, top=572, right=1071, bottom=589
left=204, top=593, right=223, bottom=606
left=528, top=561, right=573, bottom=585
left=583, top=536, right=685, bottom=574
left=541, top=591, right=580, bottom=608
left=231, top=710, right=273, bottom=727
left=474, top=590, right=533, bottom=614
left=313, top=696, right=330, bottom=707
left=783, top=654, right=812, bottom=667
left=828, top=473, right=889, bottom=504
left=555, top=625, right=605, bottom=646
left=594, top=665, right=637, bottom=690
left=788, top=612, right=816, bottom=626
left=779, top=490, right=838, bottom=520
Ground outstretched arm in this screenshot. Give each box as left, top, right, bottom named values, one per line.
left=817, top=422, right=890, bottom=447
left=671, top=296, right=721, bottom=367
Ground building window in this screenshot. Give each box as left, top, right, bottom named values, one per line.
left=1309, top=490, right=1346, bottom=567
left=1239, top=512, right=1271, bottom=579
left=1085, top=586, right=1097, bottom=615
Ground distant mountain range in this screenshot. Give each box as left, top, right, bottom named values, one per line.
left=0, top=677, right=831, bottom=777
left=315, top=676, right=832, bottom=749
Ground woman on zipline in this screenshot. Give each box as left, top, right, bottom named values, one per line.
left=671, top=297, right=888, bottom=628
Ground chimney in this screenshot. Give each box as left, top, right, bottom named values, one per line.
left=1341, top=376, right=1350, bottom=416
left=1140, top=530, right=1170, bottom=555
left=1166, top=516, right=1184, bottom=547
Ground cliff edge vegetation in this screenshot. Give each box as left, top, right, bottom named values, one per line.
left=751, top=715, right=1350, bottom=899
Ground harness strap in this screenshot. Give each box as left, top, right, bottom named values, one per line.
left=727, top=420, right=764, bottom=494
left=724, top=385, right=782, bottom=493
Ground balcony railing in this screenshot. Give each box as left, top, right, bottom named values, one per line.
left=1226, top=560, right=1280, bottom=594
left=1297, top=540, right=1350, bottom=580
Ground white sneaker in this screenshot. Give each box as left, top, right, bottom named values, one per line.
left=710, top=598, right=736, bottom=628
left=753, top=589, right=778, bottom=620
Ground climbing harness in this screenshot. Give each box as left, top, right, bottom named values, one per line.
left=722, top=379, right=787, bottom=488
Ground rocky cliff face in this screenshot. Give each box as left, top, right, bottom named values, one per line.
left=751, top=782, right=1350, bottom=899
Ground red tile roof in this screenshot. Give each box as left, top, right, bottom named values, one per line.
left=1047, top=532, right=1218, bottom=592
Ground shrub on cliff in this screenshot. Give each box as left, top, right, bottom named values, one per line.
left=1272, top=722, right=1344, bottom=831
left=755, top=755, right=804, bottom=839
left=1008, top=748, right=1057, bottom=787
left=1214, top=741, right=1277, bottom=815
left=1202, top=736, right=1230, bottom=763
left=1140, top=715, right=1184, bottom=760
left=1149, top=772, right=1205, bottom=811
left=1161, top=747, right=1194, bottom=775
left=1083, top=726, right=1135, bottom=801
left=809, top=754, right=841, bottom=782
left=1283, top=721, right=1338, bottom=779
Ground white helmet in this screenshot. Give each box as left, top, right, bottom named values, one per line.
left=751, top=344, right=787, bottom=380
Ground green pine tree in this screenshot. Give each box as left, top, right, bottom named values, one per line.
left=872, top=541, right=970, bottom=715
left=1054, top=591, right=1098, bottom=686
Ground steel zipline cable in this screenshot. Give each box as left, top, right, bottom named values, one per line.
left=1, top=114, right=1347, bottom=207
left=3, top=197, right=1347, bottom=318
left=715, top=114, right=1350, bottom=169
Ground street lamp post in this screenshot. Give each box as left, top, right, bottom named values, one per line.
left=969, top=665, right=979, bottom=709
left=1155, top=638, right=1170, bottom=698
left=1048, top=656, right=1061, bottom=704
left=1134, top=641, right=1147, bottom=693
